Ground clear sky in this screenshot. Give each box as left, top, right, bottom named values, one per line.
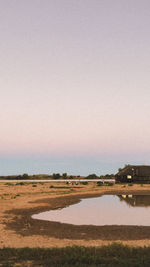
left=0, top=0, right=150, bottom=175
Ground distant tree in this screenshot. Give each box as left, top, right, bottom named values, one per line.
left=17, top=175, right=22, bottom=179
left=86, top=174, right=98, bottom=179
left=52, top=173, right=61, bottom=179
left=62, top=173, right=67, bottom=179
left=104, top=174, right=114, bottom=179
left=22, top=173, right=29, bottom=179
left=99, top=174, right=114, bottom=179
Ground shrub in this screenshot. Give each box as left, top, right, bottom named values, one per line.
left=16, top=182, right=25, bottom=186
left=5, top=183, right=14, bottom=186
left=62, top=173, right=67, bottom=179
left=52, top=173, right=61, bottom=179
left=81, top=182, right=88, bottom=185
left=22, top=173, right=29, bottom=179
left=86, top=174, right=98, bottom=179
left=97, top=181, right=103, bottom=186
left=128, top=183, right=133, bottom=186
left=105, top=182, right=114, bottom=186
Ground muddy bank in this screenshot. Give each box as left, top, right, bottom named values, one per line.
left=5, top=191, right=150, bottom=241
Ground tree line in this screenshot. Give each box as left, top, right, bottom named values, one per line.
left=0, top=173, right=114, bottom=180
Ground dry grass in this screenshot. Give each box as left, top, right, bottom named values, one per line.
left=0, top=182, right=150, bottom=248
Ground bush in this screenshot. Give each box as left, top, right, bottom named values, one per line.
left=62, top=173, right=67, bottom=179
left=97, top=181, right=103, bottom=186
left=5, top=183, right=14, bottom=186
left=86, top=174, right=98, bottom=179
left=81, top=182, right=88, bottom=185
left=105, top=182, right=114, bottom=186
left=22, top=173, right=29, bottom=179
left=16, top=182, right=25, bottom=186
left=52, top=173, right=61, bottom=179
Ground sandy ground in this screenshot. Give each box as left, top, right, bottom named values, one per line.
left=0, top=182, right=150, bottom=248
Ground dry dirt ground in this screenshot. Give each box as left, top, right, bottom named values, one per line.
left=0, top=182, right=150, bottom=248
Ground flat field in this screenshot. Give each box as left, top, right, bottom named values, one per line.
left=0, top=182, right=150, bottom=248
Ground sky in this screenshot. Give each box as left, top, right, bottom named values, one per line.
left=0, top=0, right=150, bottom=175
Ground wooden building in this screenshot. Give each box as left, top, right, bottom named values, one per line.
left=115, top=165, right=150, bottom=183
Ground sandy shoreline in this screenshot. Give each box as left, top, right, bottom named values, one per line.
left=1, top=182, right=150, bottom=248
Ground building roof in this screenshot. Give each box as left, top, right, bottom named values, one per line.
left=116, top=165, right=150, bottom=177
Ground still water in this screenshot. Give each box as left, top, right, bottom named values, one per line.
left=32, top=195, right=150, bottom=226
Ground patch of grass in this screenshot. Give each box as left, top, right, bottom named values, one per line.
left=0, top=244, right=150, bottom=266
left=128, top=183, right=133, bottom=186
left=55, top=190, right=75, bottom=195
left=105, top=182, right=114, bottom=186
left=11, top=194, right=20, bottom=199
left=5, top=183, right=14, bottom=186
left=15, top=182, right=26, bottom=186
left=49, top=186, right=82, bottom=189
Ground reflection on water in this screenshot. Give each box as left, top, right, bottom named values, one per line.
left=32, top=195, right=150, bottom=226
left=118, top=195, right=150, bottom=207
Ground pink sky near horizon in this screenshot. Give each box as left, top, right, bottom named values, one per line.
left=0, top=0, right=150, bottom=166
